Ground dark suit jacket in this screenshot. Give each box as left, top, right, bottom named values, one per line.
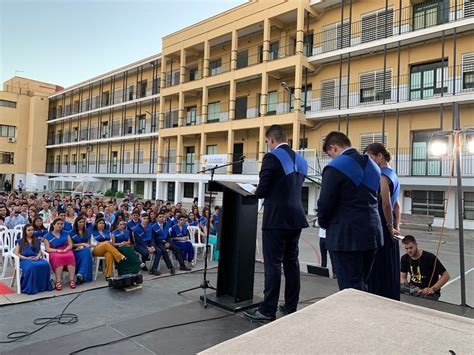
left=255, top=144, right=309, bottom=230
left=317, top=148, right=381, bottom=252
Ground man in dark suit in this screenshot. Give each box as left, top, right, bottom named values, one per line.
left=317, top=131, right=382, bottom=291
left=244, top=125, right=308, bottom=323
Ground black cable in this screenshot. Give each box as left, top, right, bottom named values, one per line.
left=0, top=293, right=80, bottom=344
left=69, top=313, right=234, bottom=354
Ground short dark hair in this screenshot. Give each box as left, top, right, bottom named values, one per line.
left=402, top=235, right=417, bottom=244
left=265, top=125, right=286, bottom=143
left=322, top=131, right=351, bottom=153
left=364, top=142, right=392, bottom=163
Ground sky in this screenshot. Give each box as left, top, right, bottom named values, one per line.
left=0, top=0, right=244, bottom=88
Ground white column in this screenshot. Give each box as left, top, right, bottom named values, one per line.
left=143, top=180, right=151, bottom=199
left=118, top=180, right=124, bottom=193
left=198, top=180, right=205, bottom=208
left=174, top=180, right=182, bottom=203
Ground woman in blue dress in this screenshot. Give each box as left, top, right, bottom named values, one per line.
left=13, top=224, right=52, bottom=294
left=187, top=212, right=199, bottom=227
left=364, top=143, right=401, bottom=301
left=32, top=216, right=48, bottom=242
left=69, top=216, right=93, bottom=284
left=111, top=219, right=141, bottom=275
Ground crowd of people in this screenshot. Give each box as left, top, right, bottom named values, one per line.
left=0, top=192, right=220, bottom=295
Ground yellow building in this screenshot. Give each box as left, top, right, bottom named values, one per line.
left=45, top=0, right=474, bottom=229
left=0, top=77, right=62, bottom=191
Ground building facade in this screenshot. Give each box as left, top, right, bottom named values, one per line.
left=0, top=77, right=62, bottom=191
left=45, top=0, right=474, bottom=229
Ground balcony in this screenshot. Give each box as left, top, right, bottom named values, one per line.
left=306, top=65, right=473, bottom=118
left=46, top=159, right=158, bottom=175
left=309, top=1, right=473, bottom=58
left=310, top=148, right=474, bottom=178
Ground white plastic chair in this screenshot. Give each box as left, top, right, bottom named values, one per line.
left=1, top=229, right=21, bottom=278
left=13, top=224, right=25, bottom=231
left=187, top=226, right=212, bottom=264
left=9, top=245, right=50, bottom=295
left=0, top=226, right=9, bottom=261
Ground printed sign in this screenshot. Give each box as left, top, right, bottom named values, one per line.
left=201, top=154, right=228, bottom=168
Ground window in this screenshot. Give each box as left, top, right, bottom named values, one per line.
left=206, top=145, right=217, bottom=155
left=127, top=85, right=135, bottom=101
left=101, top=121, right=109, bottom=138
left=410, top=60, right=448, bottom=100
left=322, top=21, right=350, bottom=52
left=361, top=8, right=394, bottom=43
left=269, top=42, right=280, bottom=60
left=290, top=85, right=312, bottom=112
left=111, top=120, right=120, bottom=136
left=73, top=100, right=80, bottom=113
left=237, top=50, right=249, bottom=69
left=412, top=131, right=446, bottom=176
left=72, top=154, right=77, bottom=166
left=185, top=146, right=195, bottom=173
left=209, top=59, right=222, bottom=76
left=73, top=127, right=78, bottom=141
left=321, top=79, right=336, bottom=110
left=235, top=96, right=248, bottom=119
left=189, top=68, right=199, bottom=81
left=81, top=154, right=87, bottom=172
left=124, top=118, right=133, bottom=135
left=165, top=110, right=178, bottom=128
left=111, top=152, right=118, bottom=173
left=258, top=46, right=264, bottom=63
left=462, top=52, right=474, bottom=89
left=466, top=0, right=474, bottom=18
left=134, top=150, right=144, bottom=164
left=207, top=102, right=221, bottom=122
left=137, top=114, right=146, bottom=133
left=360, top=132, right=388, bottom=150
left=186, top=106, right=197, bottom=126
left=152, top=77, right=160, bottom=94
left=360, top=69, right=392, bottom=103
left=166, top=71, right=180, bottom=86
left=412, top=190, right=445, bottom=218
left=413, top=0, right=449, bottom=30
left=0, top=99, right=16, bottom=108
left=99, top=153, right=106, bottom=165
left=102, top=92, right=110, bottom=106
left=304, top=33, right=314, bottom=56
left=183, top=183, right=194, bottom=198
left=464, top=192, right=474, bottom=220
left=138, top=80, right=147, bottom=98
left=267, top=91, right=278, bottom=115
left=0, top=125, right=16, bottom=138
left=299, top=138, right=308, bottom=149
left=124, top=151, right=131, bottom=164
left=0, top=152, right=14, bottom=164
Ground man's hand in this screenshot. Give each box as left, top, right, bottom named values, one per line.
left=421, top=287, right=436, bottom=295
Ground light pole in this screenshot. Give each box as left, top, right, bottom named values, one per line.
left=429, top=104, right=473, bottom=307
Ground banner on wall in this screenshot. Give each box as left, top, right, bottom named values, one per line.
left=201, top=154, right=228, bottom=168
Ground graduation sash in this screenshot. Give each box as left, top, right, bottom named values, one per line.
left=381, top=167, right=400, bottom=208
left=271, top=147, right=308, bottom=176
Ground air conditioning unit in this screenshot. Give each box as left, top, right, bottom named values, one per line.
left=7, top=137, right=16, bottom=143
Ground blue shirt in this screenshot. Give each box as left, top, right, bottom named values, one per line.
left=69, top=230, right=90, bottom=244
left=152, top=222, right=168, bottom=242
left=44, top=231, right=70, bottom=248
left=199, top=216, right=208, bottom=227
left=62, top=220, right=73, bottom=233
left=133, top=223, right=153, bottom=243
left=34, top=229, right=48, bottom=239
left=112, top=229, right=131, bottom=244
left=170, top=224, right=189, bottom=240
left=91, top=229, right=111, bottom=242
left=127, top=219, right=141, bottom=231
left=188, top=219, right=199, bottom=227
left=104, top=212, right=116, bottom=225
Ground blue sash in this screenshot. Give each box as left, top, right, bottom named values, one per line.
left=381, top=167, right=400, bottom=208
left=327, top=154, right=380, bottom=192
left=271, top=147, right=308, bottom=176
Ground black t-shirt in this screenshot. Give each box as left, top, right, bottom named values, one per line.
left=401, top=251, right=447, bottom=294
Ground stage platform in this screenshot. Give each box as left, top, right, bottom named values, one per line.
left=0, top=262, right=472, bottom=354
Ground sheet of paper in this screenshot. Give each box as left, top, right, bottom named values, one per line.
left=237, top=183, right=255, bottom=194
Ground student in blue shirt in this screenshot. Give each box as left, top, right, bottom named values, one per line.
left=127, top=209, right=141, bottom=233
left=32, top=216, right=48, bottom=242
left=58, top=210, right=73, bottom=232
left=133, top=214, right=163, bottom=275
left=170, top=215, right=194, bottom=264
left=187, top=212, right=199, bottom=227
left=152, top=212, right=191, bottom=274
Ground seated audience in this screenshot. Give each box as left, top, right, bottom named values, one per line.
left=170, top=215, right=194, bottom=265
left=133, top=214, right=163, bottom=275
left=91, top=218, right=126, bottom=279
left=13, top=224, right=52, bottom=294
left=43, top=218, right=76, bottom=291
left=69, top=216, right=94, bottom=284
left=111, top=219, right=141, bottom=275
left=400, top=235, right=450, bottom=300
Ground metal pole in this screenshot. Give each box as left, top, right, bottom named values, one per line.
left=453, top=103, right=466, bottom=307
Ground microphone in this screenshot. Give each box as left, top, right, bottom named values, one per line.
left=239, top=155, right=246, bottom=161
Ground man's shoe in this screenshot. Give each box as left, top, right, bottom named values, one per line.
left=149, top=270, right=161, bottom=276
left=180, top=265, right=192, bottom=271
left=278, top=304, right=289, bottom=315
left=170, top=267, right=176, bottom=275
left=243, top=310, right=275, bottom=323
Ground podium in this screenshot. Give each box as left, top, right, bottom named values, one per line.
left=203, top=180, right=263, bottom=312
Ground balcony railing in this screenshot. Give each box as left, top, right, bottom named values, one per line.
left=309, top=1, right=472, bottom=56
left=46, top=159, right=158, bottom=175
left=306, top=65, right=473, bottom=115
left=312, top=147, right=474, bottom=177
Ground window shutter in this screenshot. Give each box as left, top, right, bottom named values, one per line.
left=465, top=0, right=474, bottom=17
left=361, top=13, right=377, bottom=43
left=322, top=25, right=337, bottom=53
left=375, top=69, right=392, bottom=98
left=360, top=132, right=388, bottom=150
left=462, top=52, right=474, bottom=73
left=124, top=151, right=130, bottom=164
left=321, top=80, right=336, bottom=110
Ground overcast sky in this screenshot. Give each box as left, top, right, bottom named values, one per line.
left=0, top=0, right=244, bottom=88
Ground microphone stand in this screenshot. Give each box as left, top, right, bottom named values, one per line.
left=177, top=156, right=246, bottom=308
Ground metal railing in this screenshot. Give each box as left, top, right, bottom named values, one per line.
left=309, top=1, right=471, bottom=56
